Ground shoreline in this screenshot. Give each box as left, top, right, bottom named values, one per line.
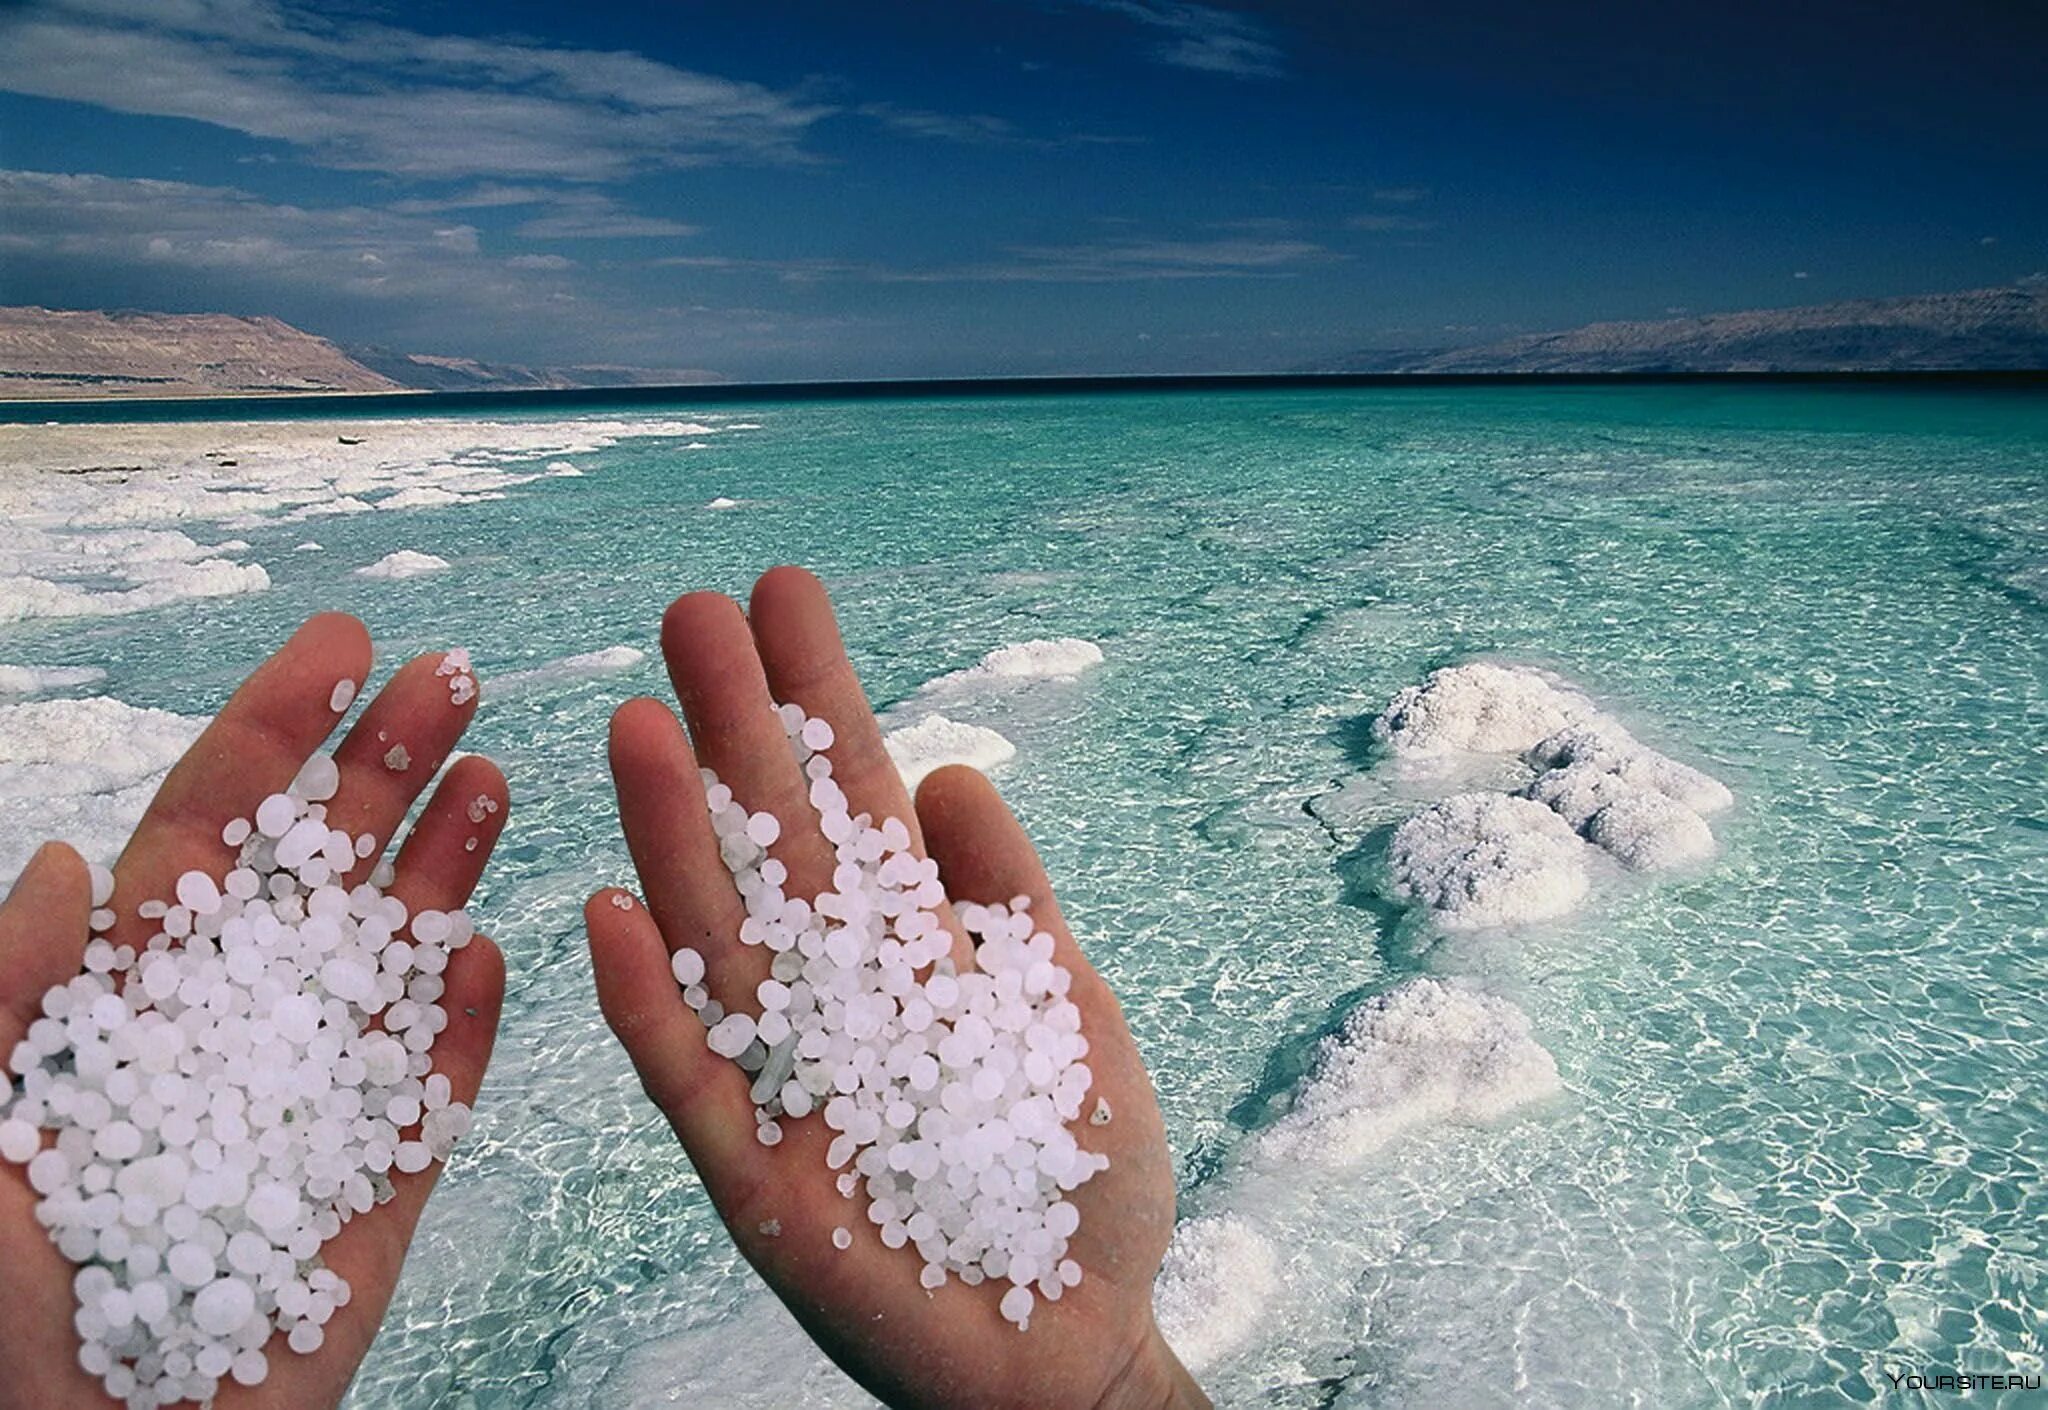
left=5, top=367, right=2046, bottom=424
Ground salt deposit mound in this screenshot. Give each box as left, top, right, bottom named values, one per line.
left=1154, top=1216, right=1281, bottom=1374
left=0, top=696, right=205, bottom=876
left=1584, top=791, right=1716, bottom=871
left=1372, top=663, right=1595, bottom=761
left=1527, top=720, right=1733, bottom=817
left=931, top=638, right=1105, bottom=689
left=0, top=664, right=106, bottom=695
left=355, top=549, right=450, bottom=580
left=876, top=637, right=1103, bottom=788
left=1386, top=794, right=1591, bottom=930
left=1259, top=978, right=1562, bottom=1163
left=881, top=714, right=1017, bottom=789
left=1368, top=663, right=1733, bottom=919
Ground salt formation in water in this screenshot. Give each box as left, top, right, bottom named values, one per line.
left=354, top=550, right=451, bottom=581
left=0, top=739, right=478, bottom=1406
left=3, top=416, right=740, bottom=627
left=0, top=665, right=107, bottom=695
left=1372, top=662, right=1594, bottom=761
left=1386, top=794, right=1591, bottom=931
left=1152, top=1216, right=1281, bottom=1374
left=1371, top=664, right=1732, bottom=924
left=670, top=701, right=1103, bottom=1331
left=875, top=637, right=1105, bottom=790
left=1260, top=979, right=1561, bottom=1162
left=0, top=697, right=207, bottom=879
left=924, top=639, right=1105, bottom=692
left=881, top=714, right=1018, bottom=789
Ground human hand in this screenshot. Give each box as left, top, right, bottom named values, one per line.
left=586, top=567, right=1207, bottom=1410
left=0, top=616, right=508, bottom=1409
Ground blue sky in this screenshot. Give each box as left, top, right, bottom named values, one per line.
left=1, top=0, right=2042, bottom=379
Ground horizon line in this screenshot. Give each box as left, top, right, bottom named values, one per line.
left=7, top=368, right=2047, bottom=425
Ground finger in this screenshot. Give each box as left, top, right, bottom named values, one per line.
left=914, top=766, right=1171, bottom=1217
left=310, top=758, right=510, bottom=1315
left=322, top=651, right=481, bottom=885
left=585, top=888, right=770, bottom=1212
left=110, top=614, right=369, bottom=946
left=747, top=566, right=972, bottom=970
left=747, top=565, right=921, bottom=844
left=0, top=842, right=92, bottom=1053
left=608, top=698, right=752, bottom=998
left=384, top=755, right=509, bottom=910
left=306, top=930, right=504, bottom=1353
left=660, top=592, right=834, bottom=993
left=913, top=765, right=1120, bottom=1029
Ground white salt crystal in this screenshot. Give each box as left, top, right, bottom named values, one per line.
left=289, top=753, right=340, bottom=802
left=670, top=948, right=705, bottom=987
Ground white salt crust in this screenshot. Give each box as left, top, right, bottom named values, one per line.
left=672, top=700, right=1104, bottom=1331
left=1153, top=1216, right=1280, bottom=1375
left=1258, top=978, right=1563, bottom=1162
left=880, top=714, right=1018, bottom=790
left=0, top=697, right=207, bottom=881
left=0, top=727, right=477, bottom=1406
left=352, top=550, right=450, bottom=581
left=1151, top=979, right=1560, bottom=1370
left=1386, top=793, right=1591, bottom=931
left=0, top=665, right=108, bottom=696
left=1, top=416, right=741, bottom=627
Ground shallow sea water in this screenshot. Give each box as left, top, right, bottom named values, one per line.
left=2, top=385, right=2044, bottom=1408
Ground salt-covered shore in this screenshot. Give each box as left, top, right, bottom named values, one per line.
left=0, top=413, right=736, bottom=880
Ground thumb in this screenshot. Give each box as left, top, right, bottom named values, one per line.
left=0, top=842, right=93, bottom=1054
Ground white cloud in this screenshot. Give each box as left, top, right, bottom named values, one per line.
left=0, top=168, right=562, bottom=305
left=507, top=254, right=574, bottom=270
left=855, top=102, right=1019, bottom=145
left=657, top=236, right=1334, bottom=283
left=1083, top=1, right=1285, bottom=79
left=0, top=0, right=833, bottom=179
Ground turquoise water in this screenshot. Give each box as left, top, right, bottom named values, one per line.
left=6, top=386, right=2045, bottom=1406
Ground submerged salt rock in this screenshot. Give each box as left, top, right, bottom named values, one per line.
left=1386, top=793, right=1590, bottom=929
left=1586, top=791, right=1716, bottom=871
left=1259, top=978, right=1561, bottom=1162
left=1372, top=662, right=1595, bottom=760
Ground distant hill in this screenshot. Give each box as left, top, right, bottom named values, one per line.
left=342, top=345, right=724, bottom=393
left=1333, top=285, right=2048, bottom=373
left=0, top=306, right=402, bottom=399
left=0, top=307, right=724, bottom=400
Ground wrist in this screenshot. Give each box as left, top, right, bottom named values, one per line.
left=1093, top=1316, right=1211, bottom=1410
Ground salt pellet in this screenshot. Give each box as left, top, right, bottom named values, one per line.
left=328, top=679, right=357, bottom=713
